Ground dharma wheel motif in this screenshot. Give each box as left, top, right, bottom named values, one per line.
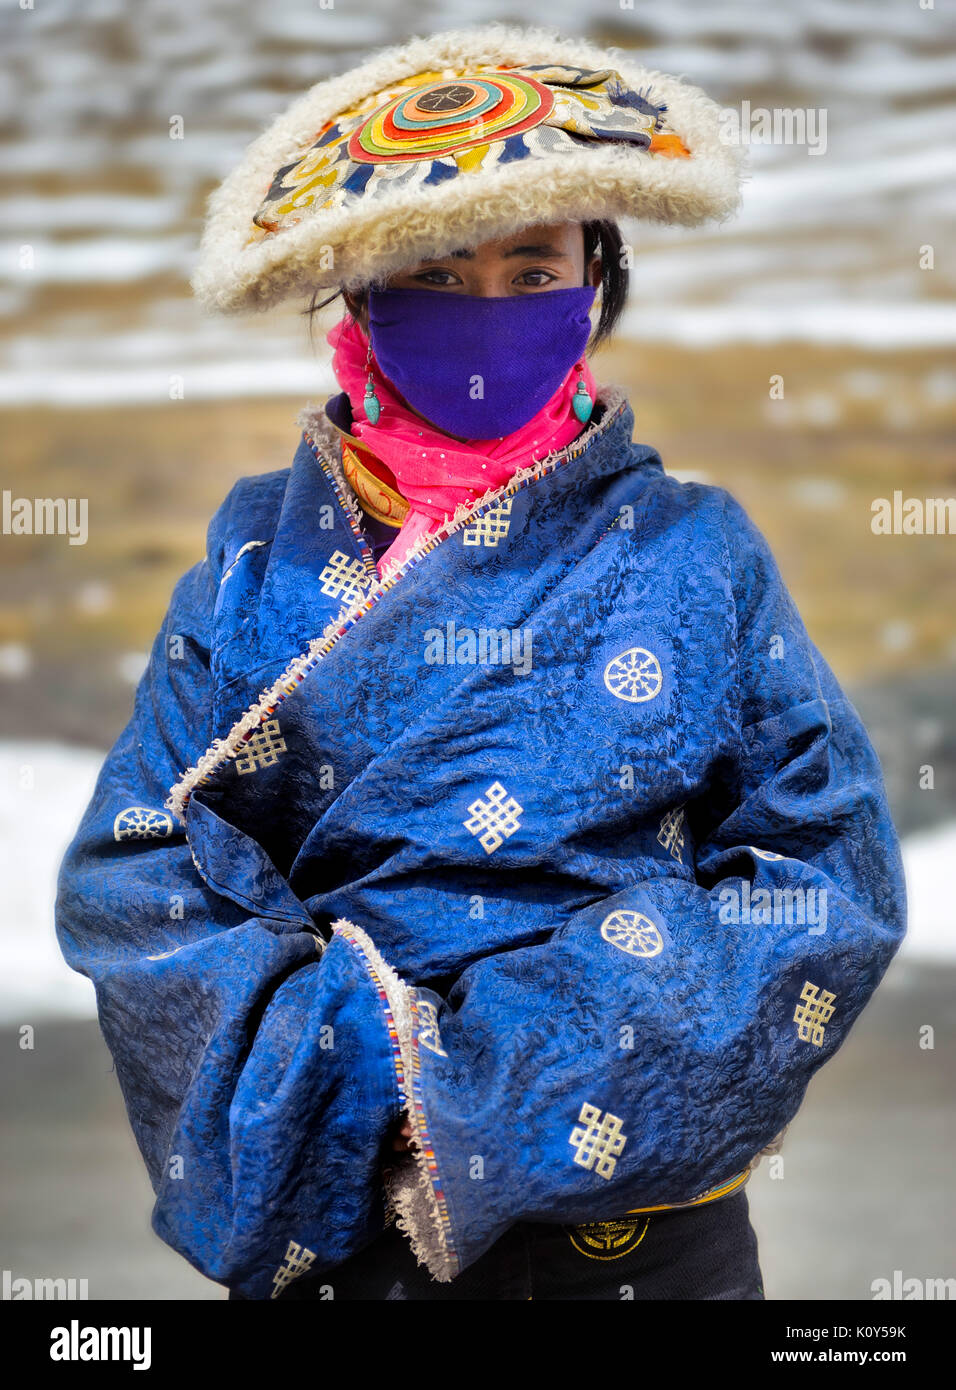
left=603, top=647, right=663, bottom=703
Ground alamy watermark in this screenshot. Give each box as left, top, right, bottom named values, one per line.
left=871, top=1271, right=955, bottom=1300
left=871, top=492, right=956, bottom=535
left=3, top=1268, right=89, bottom=1299
left=49, top=1321, right=151, bottom=1369
left=423, top=620, right=532, bottom=676
left=2, top=490, right=87, bottom=545
left=720, top=101, right=828, bottom=155
left=717, top=883, right=828, bottom=934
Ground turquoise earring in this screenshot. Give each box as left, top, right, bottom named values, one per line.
left=364, top=340, right=381, bottom=425
left=572, top=363, right=593, bottom=424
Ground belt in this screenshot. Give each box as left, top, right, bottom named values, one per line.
left=621, top=1165, right=752, bottom=1216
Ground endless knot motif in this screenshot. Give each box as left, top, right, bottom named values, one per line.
left=657, top=807, right=685, bottom=862
left=416, top=997, right=448, bottom=1057
left=600, top=910, right=664, bottom=959
left=270, top=1240, right=317, bottom=1299
left=463, top=780, right=523, bottom=854
left=113, top=806, right=174, bottom=841
left=603, top=647, right=663, bottom=703
left=793, top=980, right=837, bottom=1047
left=462, top=498, right=514, bottom=548
left=569, top=1102, right=627, bottom=1180
left=235, top=718, right=287, bottom=775
left=318, top=548, right=370, bottom=602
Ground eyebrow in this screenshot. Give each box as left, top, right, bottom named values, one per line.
left=429, top=243, right=569, bottom=262
left=502, top=243, right=569, bottom=259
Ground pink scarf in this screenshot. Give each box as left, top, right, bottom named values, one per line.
left=327, top=312, right=597, bottom=576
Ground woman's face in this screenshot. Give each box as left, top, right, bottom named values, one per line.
left=344, top=220, right=601, bottom=331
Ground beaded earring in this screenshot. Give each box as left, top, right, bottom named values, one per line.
left=364, top=340, right=382, bottom=425
left=572, top=362, right=593, bottom=423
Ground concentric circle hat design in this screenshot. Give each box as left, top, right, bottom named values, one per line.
left=193, top=23, right=744, bottom=315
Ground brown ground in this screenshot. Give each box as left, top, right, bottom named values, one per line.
left=1, top=342, right=953, bottom=748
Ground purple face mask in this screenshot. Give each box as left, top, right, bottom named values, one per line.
left=367, top=285, right=596, bottom=439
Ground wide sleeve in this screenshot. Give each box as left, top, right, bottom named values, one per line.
left=54, top=482, right=404, bottom=1300
left=377, top=490, right=908, bottom=1283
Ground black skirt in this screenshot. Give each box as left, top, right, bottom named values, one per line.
left=231, top=1190, right=764, bottom=1301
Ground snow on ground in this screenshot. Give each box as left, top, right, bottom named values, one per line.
left=2, top=0, right=955, bottom=402
left=0, top=738, right=951, bottom=1026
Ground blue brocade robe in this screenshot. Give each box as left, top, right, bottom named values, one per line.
left=55, top=388, right=906, bottom=1298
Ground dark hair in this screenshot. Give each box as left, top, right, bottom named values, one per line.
left=302, top=219, right=629, bottom=349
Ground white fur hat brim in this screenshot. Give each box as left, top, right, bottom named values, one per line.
left=192, top=23, right=745, bottom=316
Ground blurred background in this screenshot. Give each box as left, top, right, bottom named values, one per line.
left=1, top=0, right=954, bottom=1300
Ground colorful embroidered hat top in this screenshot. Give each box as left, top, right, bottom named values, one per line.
left=192, top=24, right=745, bottom=315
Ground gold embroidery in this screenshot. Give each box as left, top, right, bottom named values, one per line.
left=600, top=910, right=663, bottom=958
left=569, top=1102, right=627, bottom=1180
left=566, top=1215, right=650, bottom=1260
left=462, top=497, right=514, bottom=547
left=657, top=806, right=685, bottom=862
left=318, top=548, right=372, bottom=601
left=463, top=781, right=524, bottom=855
left=113, top=806, right=174, bottom=841
left=794, top=980, right=836, bottom=1047
left=235, top=718, right=287, bottom=774
left=271, top=1240, right=317, bottom=1298
left=603, top=647, right=663, bottom=703
left=416, top=997, right=448, bottom=1057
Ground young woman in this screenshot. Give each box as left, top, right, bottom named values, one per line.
left=56, top=25, right=906, bottom=1301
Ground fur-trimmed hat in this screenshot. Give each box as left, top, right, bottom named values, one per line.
left=192, top=23, right=744, bottom=315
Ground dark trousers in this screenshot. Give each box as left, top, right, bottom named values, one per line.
left=233, top=1191, right=764, bottom=1301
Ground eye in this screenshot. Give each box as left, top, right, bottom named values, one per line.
left=413, top=268, right=462, bottom=286
left=515, top=269, right=558, bottom=287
